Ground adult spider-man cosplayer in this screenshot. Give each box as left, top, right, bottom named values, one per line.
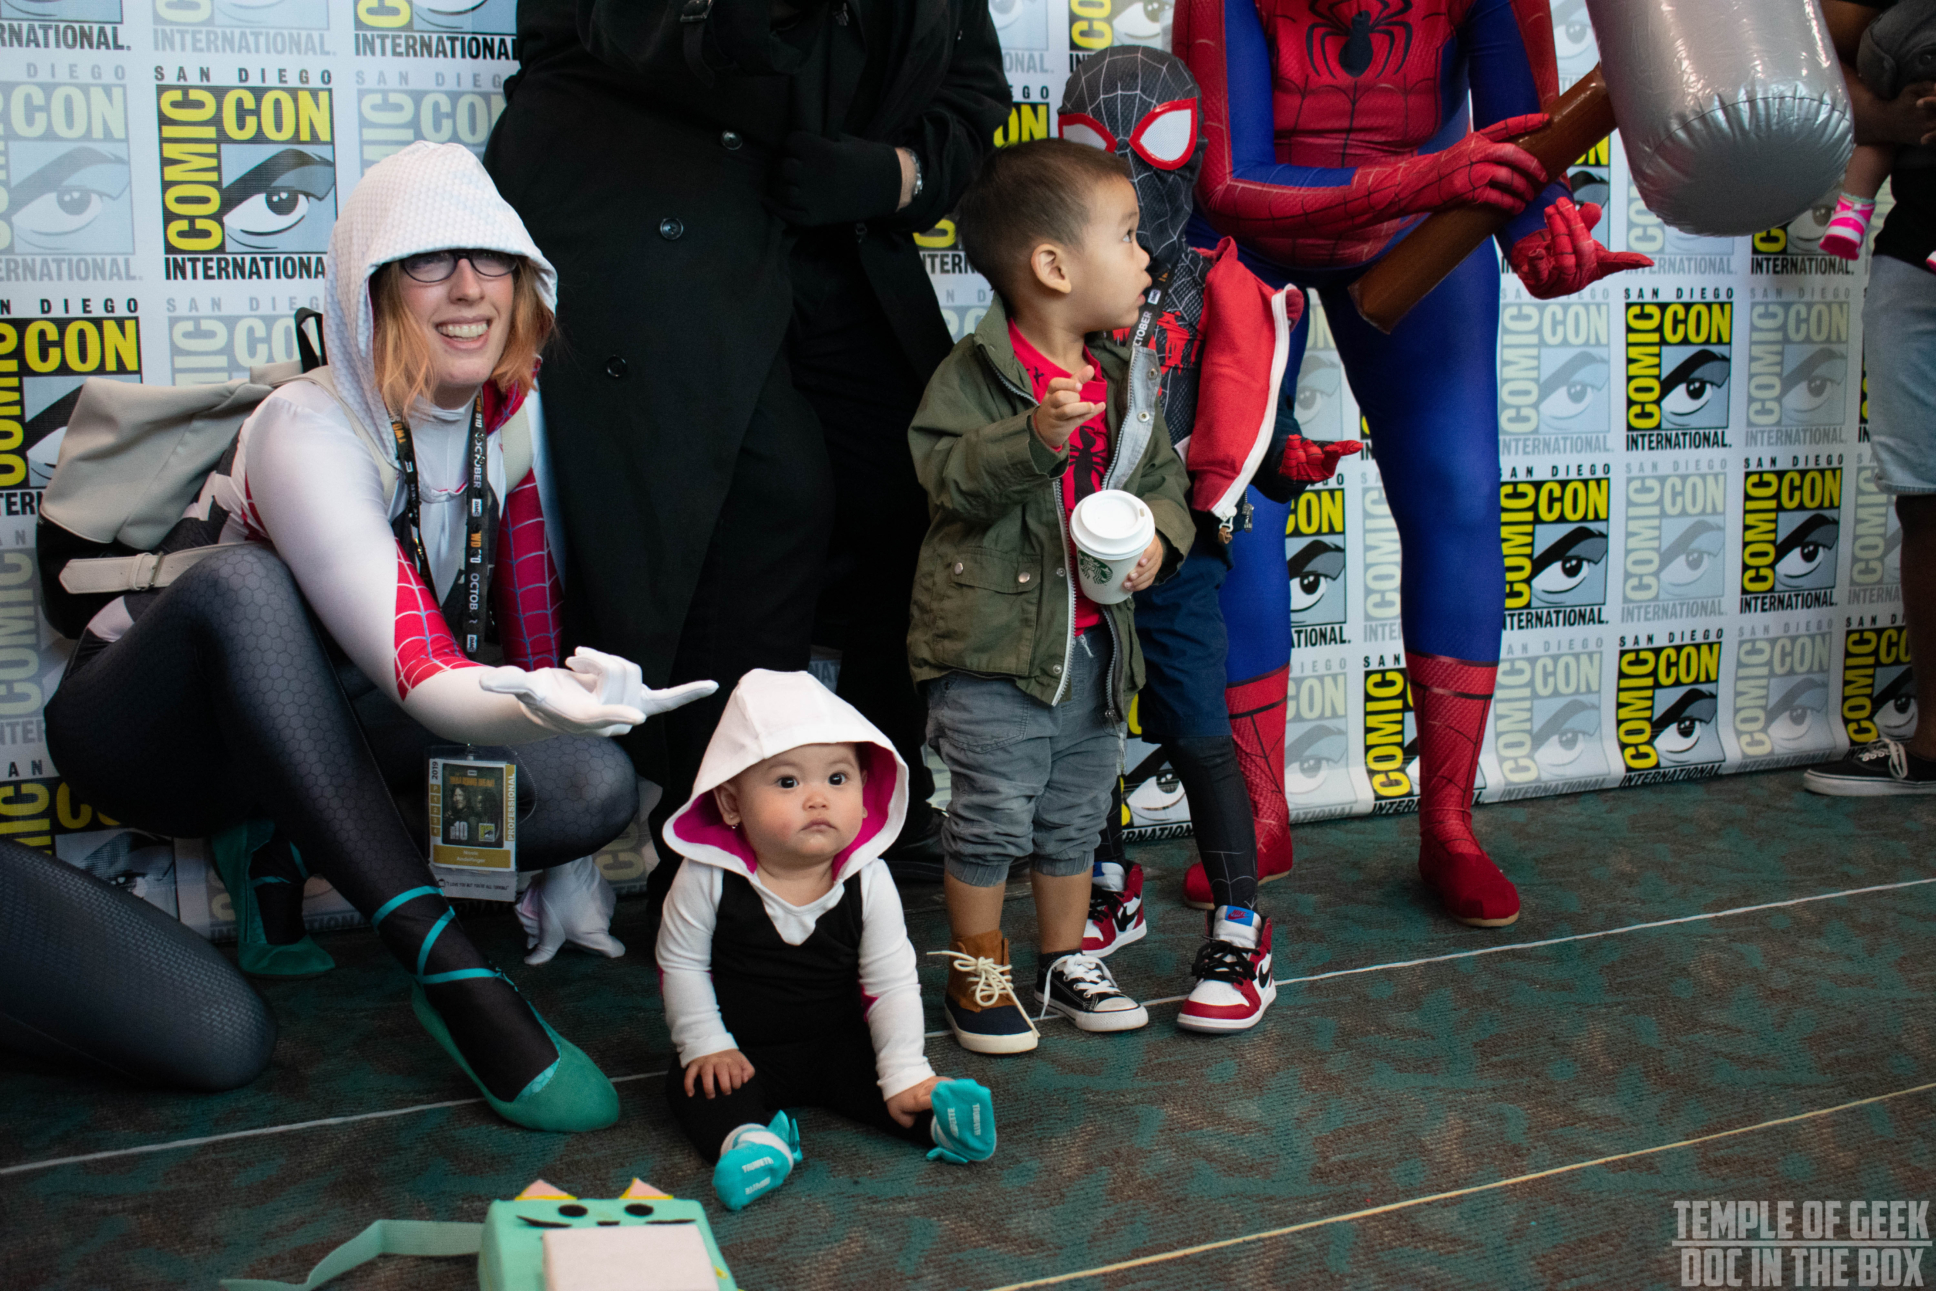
left=1173, top=0, right=1649, bottom=926
left=1058, top=49, right=1360, bottom=1033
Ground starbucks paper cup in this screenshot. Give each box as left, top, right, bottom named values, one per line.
left=1070, top=490, right=1156, bottom=606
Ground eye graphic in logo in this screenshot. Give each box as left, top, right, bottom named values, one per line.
left=1293, top=351, right=1342, bottom=438
left=1874, top=665, right=1917, bottom=743
left=0, top=0, right=121, bottom=20
left=8, top=143, right=132, bottom=255
left=1652, top=686, right=1720, bottom=765
left=1110, top=0, right=1173, bottom=46
left=1531, top=697, right=1605, bottom=778
left=1551, top=0, right=1595, bottom=77
left=219, top=146, right=335, bottom=252
left=1659, top=348, right=1730, bottom=429
left=1287, top=537, right=1345, bottom=622
left=412, top=0, right=516, bottom=32
left=1781, top=198, right=1837, bottom=256
left=1284, top=719, right=1353, bottom=806
left=204, top=0, right=328, bottom=25
left=1658, top=517, right=1725, bottom=599
left=1773, top=511, right=1840, bottom=590
left=1763, top=675, right=1829, bottom=754
left=1529, top=523, right=1608, bottom=606
left=1539, top=349, right=1609, bottom=432
left=1780, top=346, right=1847, bottom=426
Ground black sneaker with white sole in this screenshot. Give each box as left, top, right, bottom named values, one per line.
left=1804, top=738, right=1936, bottom=796
left=1034, top=952, right=1149, bottom=1032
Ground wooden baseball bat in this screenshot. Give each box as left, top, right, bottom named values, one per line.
left=1348, top=67, right=1616, bottom=334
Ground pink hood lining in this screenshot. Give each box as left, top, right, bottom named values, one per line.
left=663, top=669, right=909, bottom=884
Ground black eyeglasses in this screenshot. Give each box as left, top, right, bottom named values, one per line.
left=397, top=248, right=520, bottom=283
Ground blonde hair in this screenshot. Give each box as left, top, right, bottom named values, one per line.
left=369, top=255, right=553, bottom=420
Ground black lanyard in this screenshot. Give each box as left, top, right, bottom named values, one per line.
left=1129, top=260, right=1173, bottom=355
left=389, top=399, right=497, bottom=659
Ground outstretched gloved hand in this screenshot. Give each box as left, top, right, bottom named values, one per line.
left=1276, top=434, right=1363, bottom=484
left=518, top=855, right=625, bottom=966
left=564, top=647, right=718, bottom=718
left=479, top=665, right=645, bottom=738
left=1383, top=113, right=1549, bottom=218
left=1509, top=197, right=1654, bottom=299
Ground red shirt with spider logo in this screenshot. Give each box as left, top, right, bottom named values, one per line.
left=1010, top=322, right=1111, bottom=632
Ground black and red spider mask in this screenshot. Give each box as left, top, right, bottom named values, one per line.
left=1057, top=46, right=1202, bottom=269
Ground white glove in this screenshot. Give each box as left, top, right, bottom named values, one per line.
left=478, top=665, right=645, bottom=738
left=564, top=647, right=719, bottom=718
left=517, top=855, right=625, bottom=965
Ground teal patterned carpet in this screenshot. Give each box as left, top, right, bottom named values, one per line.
left=5, top=768, right=1932, bottom=1289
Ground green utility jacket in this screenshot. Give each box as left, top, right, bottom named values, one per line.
left=906, top=295, right=1195, bottom=717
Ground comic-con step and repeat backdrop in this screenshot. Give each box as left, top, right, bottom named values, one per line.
left=0, top=1, right=1903, bottom=929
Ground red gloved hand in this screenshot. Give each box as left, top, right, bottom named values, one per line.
left=1384, top=114, right=1550, bottom=218
left=1277, top=434, right=1363, bottom=484
left=1509, top=197, right=1654, bottom=299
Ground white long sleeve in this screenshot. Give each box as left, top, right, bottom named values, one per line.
left=655, top=862, right=739, bottom=1066
left=855, top=864, right=935, bottom=1099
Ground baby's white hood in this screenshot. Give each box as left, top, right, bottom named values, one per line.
left=323, top=140, right=556, bottom=436
left=663, top=670, right=909, bottom=882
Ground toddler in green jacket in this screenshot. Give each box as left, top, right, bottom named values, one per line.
left=906, top=139, right=1194, bottom=1054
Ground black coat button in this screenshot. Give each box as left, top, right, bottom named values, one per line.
left=854, top=221, right=868, bottom=239
left=659, top=217, right=685, bottom=240
left=720, top=131, right=742, bottom=150
left=605, top=356, right=628, bottom=379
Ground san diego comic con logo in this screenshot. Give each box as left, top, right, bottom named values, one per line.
left=1850, top=451, right=1902, bottom=605
left=352, top=1, right=519, bottom=61
left=1669, top=1198, right=1928, bottom=1288
left=1067, top=0, right=1170, bottom=52
left=1740, top=463, right=1841, bottom=615
left=1752, top=198, right=1857, bottom=276
left=1745, top=297, right=1850, bottom=447
left=153, top=0, right=336, bottom=55
left=165, top=296, right=318, bottom=385
left=1499, top=470, right=1610, bottom=631
left=1362, top=661, right=1487, bottom=812
left=0, top=0, right=130, bottom=52
left=1492, top=646, right=1609, bottom=798
left=1284, top=666, right=1355, bottom=816
left=1625, top=298, right=1733, bottom=452
left=155, top=82, right=334, bottom=280
left=1621, top=465, right=1727, bottom=622
left=358, top=86, right=503, bottom=172
left=1731, top=623, right=1834, bottom=766
left=1616, top=634, right=1724, bottom=784
left=0, top=81, right=133, bottom=275
left=1841, top=624, right=1915, bottom=747
left=1293, top=297, right=1342, bottom=440
left=1286, top=481, right=1346, bottom=647
left=0, top=309, right=140, bottom=490
left=1360, top=486, right=1401, bottom=644
left=1624, top=175, right=1736, bottom=273
left=1498, top=298, right=1612, bottom=457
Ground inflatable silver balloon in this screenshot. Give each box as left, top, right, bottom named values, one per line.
left=1584, top=0, right=1854, bottom=236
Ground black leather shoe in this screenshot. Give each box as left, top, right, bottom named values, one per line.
left=883, top=807, right=947, bottom=884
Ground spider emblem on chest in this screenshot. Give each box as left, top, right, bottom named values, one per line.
left=1305, top=0, right=1415, bottom=78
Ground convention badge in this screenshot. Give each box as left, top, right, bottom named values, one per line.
left=428, top=748, right=518, bottom=901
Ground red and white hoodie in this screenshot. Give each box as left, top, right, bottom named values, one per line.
left=656, top=670, right=935, bottom=1100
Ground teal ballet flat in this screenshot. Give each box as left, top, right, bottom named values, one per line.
left=410, top=984, right=620, bottom=1132
left=209, top=821, right=335, bottom=979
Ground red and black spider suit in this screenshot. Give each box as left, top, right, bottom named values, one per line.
left=1175, top=0, right=1648, bottom=926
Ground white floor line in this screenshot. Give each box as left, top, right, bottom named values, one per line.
left=14, top=877, right=1931, bottom=1175
left=0, top=1071, right=669, bottom=1178
left=922, top=875, right=1936, bottom=1037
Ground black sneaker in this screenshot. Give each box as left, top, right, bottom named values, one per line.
left=1804, top=739, right=1936, bottom=797
left=1035, top=953, right=1149, bottom=1032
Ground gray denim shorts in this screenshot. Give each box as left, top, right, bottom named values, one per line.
left=1864, top=254, right=1936, bottom=495
left=925, top=629, right=1124, bottom=887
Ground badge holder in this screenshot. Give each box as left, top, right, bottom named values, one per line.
left=428, top=747, right=518, bottom=901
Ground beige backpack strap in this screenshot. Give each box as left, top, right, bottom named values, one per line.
left=285, top=366, right=400, bottom=499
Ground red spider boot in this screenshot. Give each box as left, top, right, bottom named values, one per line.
left=1409, top=652, right=1519, bottom=927
left=1184, top=667, right=1295, bottom=910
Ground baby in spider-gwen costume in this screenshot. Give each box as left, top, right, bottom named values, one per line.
left=1058, top=47, right=1360, bottom=1033
left=656, top=670, right=994, bottom=1210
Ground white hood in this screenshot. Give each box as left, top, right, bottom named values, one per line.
left=663, top=670, right=909, bottom=882
left=324, top=140, right=556, bottom=438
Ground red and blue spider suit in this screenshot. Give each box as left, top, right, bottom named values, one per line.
left=1175, top=0, right=1649, bottom=926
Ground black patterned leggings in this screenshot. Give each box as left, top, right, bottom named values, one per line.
left=45, top=543, right=636, bottom=1099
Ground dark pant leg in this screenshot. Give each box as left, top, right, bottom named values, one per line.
left=795, top=1029, right=934, bottom=1148
left=665, top=1062, right=780, bottom=1162
left=789, top=242, right=938, bottom=828
left=645, top=349, right=835, bottom=907
left=348, top=670, right=638, bottom=869
left=44, top=545, right=556, bottom=1100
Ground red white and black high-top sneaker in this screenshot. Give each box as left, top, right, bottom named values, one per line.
left=1177, top=905, right=1276, bottom=1033
left=1081, top=860, right=1146, bottom=957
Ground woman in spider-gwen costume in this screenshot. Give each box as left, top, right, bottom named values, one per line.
left=1174, top=0, right=1651, bottom=926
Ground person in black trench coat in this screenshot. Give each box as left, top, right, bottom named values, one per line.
left=485, top=0, right=1010, bottom=890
